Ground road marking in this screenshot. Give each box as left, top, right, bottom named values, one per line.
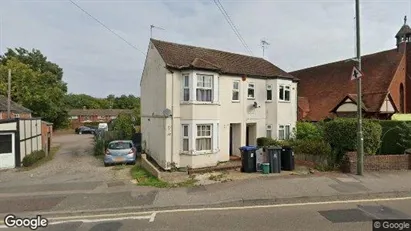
left=149, top=212, right=156, bottom=222
left=0, top=196, right=410, bottom=226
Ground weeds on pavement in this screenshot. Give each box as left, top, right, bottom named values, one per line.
left=130, top=165, right=198, bottom=188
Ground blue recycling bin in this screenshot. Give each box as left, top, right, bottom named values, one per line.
left=239, top=146, right=258, bottom=173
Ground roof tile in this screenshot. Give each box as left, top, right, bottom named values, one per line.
left=151, top=39, right=296, bottom=80
left=291, top=48, right=403, bottom=121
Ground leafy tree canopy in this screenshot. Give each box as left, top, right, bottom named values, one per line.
left=0, top=49, right=69, bottom=128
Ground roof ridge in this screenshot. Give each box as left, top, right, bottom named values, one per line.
left=150, top=38, right=265, bottom=60
left=290, top=48, right=399, bottom=73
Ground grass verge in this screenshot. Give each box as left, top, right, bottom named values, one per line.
left=130, top=165, right=197, bottom=188
left=19, top=146, right=61, bottom=171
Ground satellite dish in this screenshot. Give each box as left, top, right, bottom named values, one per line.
left=163, top=108, right=172, bottom=117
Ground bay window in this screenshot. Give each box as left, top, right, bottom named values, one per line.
left=182, top=124, right=189, bottom=152
left=196, top=124, right=212, bottom=151
left=183, top=75, right=190, bottom=101
left=266, top=84, right=272, bottom=101
left=196, top=75, right=213, bottom=102
left=279, top=85, right=291, bottom=102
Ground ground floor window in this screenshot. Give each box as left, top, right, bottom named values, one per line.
left=181, top=121, right=218, bottom=154
left=196, top=124, right=212, bottom=151
left=278, top=125, right=291, bottom=140
left=266, top=125, right=272, bottom=138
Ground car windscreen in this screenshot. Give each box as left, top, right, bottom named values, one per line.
left=108, top=142, right=132, bottom=150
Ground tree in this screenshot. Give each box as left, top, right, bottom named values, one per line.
left=0, top=48, right=69, bottom=128
left=112, top=113, right=135, bottom=139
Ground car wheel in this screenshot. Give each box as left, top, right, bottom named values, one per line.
left=130, top=161, right=136, bottom=165
left=104, top=163, right=109, bottom=167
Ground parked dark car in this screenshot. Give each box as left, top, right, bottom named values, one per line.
left=75, top=126, right=95, bottom=134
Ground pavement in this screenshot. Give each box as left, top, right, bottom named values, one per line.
left=1, top=170, right=411, bottom=216
left=1, top=133, right=411, bottom=230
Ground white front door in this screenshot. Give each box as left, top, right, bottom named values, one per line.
left=0, top=133, right=15, bottom=169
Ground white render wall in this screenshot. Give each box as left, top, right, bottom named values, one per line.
left=140, top=42, right=169, bottom=169
left=141, top=45, right=297, bottom=169
left=166, top=70, right=297, bottom=169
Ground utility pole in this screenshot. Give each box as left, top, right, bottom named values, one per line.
left=7, top=69, right=11, bottom=119
left=150, top=25, right=165, bottom=38
left=261, top=39, right=270, bottom=58
left=355, top=0, right=364, bottom=175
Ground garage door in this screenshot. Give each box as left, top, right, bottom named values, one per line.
left=0, top=133, right=15, bottom=169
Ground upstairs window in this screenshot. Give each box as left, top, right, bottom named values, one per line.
left=183, top=75, right=190, bottom=101
left=232, top=81, right=240, bottom=101
left=266, top=84, right=272, bottom=101
left=196, top=75, right=213, bottom=102
left=279, top=85, right=291, bottom=102
left=248, top=83, right=255, bottom=99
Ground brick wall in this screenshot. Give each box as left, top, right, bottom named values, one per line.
left=388, top=52, right=406, bottom=113
left=343, top=152, right=411, bottom=173
left=0, top=111, right=31, bottom=119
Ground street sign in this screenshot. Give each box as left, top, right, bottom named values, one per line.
left=351, top=66, right=363, bottom=80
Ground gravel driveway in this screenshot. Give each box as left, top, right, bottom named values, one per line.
left=0, top=133, right=132, bottom=186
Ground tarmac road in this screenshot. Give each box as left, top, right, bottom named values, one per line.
left=2, top=197, right=411, bottom=231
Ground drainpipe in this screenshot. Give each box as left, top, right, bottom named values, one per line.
left=170, top=71, right=174, bottom=167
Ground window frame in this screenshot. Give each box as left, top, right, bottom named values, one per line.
left=196, top=74, right=213, bottom=102
left=182, top=74, right=190, bottom=102
left=266, top=125, right=272, bottom=138
left=232, top=80, right=240, bottom=102
left=266, top=84, right=273, bottom=101
left=278, top=124, right=291, bottom=140
left=182, top=124, right=189, bottom=152
left=279, top=84, right=291, bottom=102
left=195, top=124, right=212, bottom=151
left=247, top=83, right=255, bottom=99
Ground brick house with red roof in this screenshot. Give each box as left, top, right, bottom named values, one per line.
left=292, top=17, right=411, bottom=121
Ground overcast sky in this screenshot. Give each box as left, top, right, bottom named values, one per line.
left=0, top=0, right=409, bottom=97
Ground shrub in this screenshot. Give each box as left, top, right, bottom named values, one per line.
left=293, top=139, right=331, bottom=156
left=112, top=113, right=135, bottom=140
left=22, top=150, right=46, bottom=167
left=256, top=137, right=282, bottom=147
left=295, top=122, right=323, bottom=140
left=323, top=118, right=382, bottom=163
left=378, top=120, right=411, bottom=154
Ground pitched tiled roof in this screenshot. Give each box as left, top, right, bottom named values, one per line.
left=0, top=95, right=31, bottom=113
left=68, top=109, right=133, bottom=116
left=396, top=24, right=411, bottom=38
left=151, top=39, right=297, bottom=80
left=291, top=48, right=403, bottom=121
left=298, top=97, right=310, bottom=112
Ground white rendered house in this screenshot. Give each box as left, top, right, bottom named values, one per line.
left=140, top=39, right=298, bottom=170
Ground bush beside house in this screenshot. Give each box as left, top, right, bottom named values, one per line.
left=93, top=113, right=135, bottom=156
left=22, top=150, right=46, bottom=167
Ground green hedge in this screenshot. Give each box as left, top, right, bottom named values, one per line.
left=22, top=150, right=46, bottom=167
left=293, top=139, right=331, bottom=156
left=295, top=122, right=324, bottom=140
left=378, top=120, right=411, bottom=154
left=323, top=118, right=382, bottom=162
